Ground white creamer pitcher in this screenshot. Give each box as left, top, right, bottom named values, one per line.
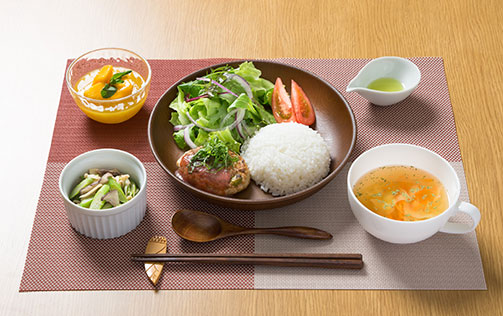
left=346, top=57, right=421, bottom=106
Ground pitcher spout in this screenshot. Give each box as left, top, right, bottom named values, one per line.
left=346, top=77, right=364, bottom=93
left=346, top=86, right=363, bottom=93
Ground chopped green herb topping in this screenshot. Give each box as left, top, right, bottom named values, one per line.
left=189, top=136, right=238, bottom=173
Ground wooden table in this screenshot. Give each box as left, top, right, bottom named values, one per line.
left=1, top=0, right=502, bottom=315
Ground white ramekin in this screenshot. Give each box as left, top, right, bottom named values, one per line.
left=59, top=149, right=147, bottom=239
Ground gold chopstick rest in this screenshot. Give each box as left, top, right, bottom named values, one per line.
left=144, top=235, right=167, bottom=286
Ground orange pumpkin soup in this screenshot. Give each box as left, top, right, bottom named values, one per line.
left=353, top=165, right=448, bottom=221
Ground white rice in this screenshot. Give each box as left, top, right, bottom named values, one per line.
left=241, top=122, right=331, bottom=196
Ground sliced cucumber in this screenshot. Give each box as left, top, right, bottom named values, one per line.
left=69, top=177, right=95, bottom=199
left=102, top=203, right=113, bottom=209
left=78, top=197, right=94, bottom=208
left=107, top=177, right=127, bottom=203
left=89, top=184, right=110, bottom=209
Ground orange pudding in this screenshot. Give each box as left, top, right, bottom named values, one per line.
left=72, top=65, right=147, bottom=124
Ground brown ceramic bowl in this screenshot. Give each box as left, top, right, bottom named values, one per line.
left=148, top=60, right=356, bottom=210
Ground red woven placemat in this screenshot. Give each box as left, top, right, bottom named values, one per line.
left=20, top=58, right=485, bottom=291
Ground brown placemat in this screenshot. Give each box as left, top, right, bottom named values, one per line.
left=20, top=58, right=486, bottom=291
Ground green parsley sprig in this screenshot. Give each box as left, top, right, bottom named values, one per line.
left=189, top=136, right=238, bottom=173
left=100, top=70, right=132, bottom=98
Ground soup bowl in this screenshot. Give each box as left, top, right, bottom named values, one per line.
left=347, top=143, right=480, bottom=244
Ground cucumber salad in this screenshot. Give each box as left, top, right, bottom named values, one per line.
left=169, top=62, right=277, bottom=153
left=69, top=168, right=139, bottom=209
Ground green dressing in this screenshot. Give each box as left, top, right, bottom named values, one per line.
left=367, top=78, right=404, bottom=92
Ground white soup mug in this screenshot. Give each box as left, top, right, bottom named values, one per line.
left=347, top=144, right=480, bottom=244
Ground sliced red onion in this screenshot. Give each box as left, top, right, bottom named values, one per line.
left=226, top=74, right=253, bottom=99
left=183, top=124, right=197, bottom=149
left=236, top=121, right=248, bottom=139
left=186, top=112, right=221, bottom=132
left=241, top=121, right=253, bottom=136
left=186, top=94, right=208, bottom=102
left=173, top=124, right=188, bottom=132
left=225, top=108, right=246, bottom=131
left=185, top=92, right=230, bottom=103
left=196, top=77, right=238, bottom=98
left=220, top=109, right=238, bottom=129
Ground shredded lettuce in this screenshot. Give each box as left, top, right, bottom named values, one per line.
left=173, top=130, right=186, bottom=150
left=235, top=62, right=274, bottom=105
left=169, top=62, right=276, bottom=152
left=213, top=129, right=241, bottom=153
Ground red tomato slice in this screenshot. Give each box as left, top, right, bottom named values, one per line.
left=271, top=78, right=296, bottom=123
left=291, top=80, right=315, bottom=126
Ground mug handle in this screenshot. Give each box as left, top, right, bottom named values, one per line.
left=439, top=201, right=481, bottom=234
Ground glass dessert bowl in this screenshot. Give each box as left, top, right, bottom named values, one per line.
left=66, top=48, right=151, bottom=124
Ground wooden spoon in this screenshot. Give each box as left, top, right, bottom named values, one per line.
left=171, top=209, right=333, bottom=242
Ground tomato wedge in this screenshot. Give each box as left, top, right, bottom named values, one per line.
left=271, top=78, right=296, bottom=123
left=291, top=80, right=315, bottom=126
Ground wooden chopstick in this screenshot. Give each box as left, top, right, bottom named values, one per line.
left=132, top=253, right=362, bottom=259
left=131, top=253, right=363, bottom=269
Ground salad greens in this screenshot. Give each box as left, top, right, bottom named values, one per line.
left=169, top=62, right=276, bottom=153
